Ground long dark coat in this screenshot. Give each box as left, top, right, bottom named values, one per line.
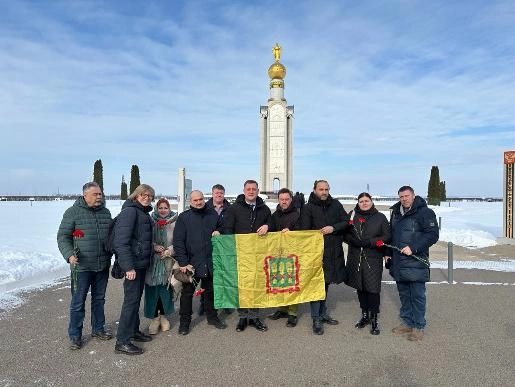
left=299, top=192, right=349, bottom=284
left=344, top=205, right=391, bottom=293
left=223, top=194, right=271, bottom=234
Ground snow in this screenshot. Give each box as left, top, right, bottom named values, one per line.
left=0, top=199, right=510, bottom=310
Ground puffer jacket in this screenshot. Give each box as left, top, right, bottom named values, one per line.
left=173, top=205, right=221, bottom=277
left=388, top=196, right=439, bottom=282
left=114, top=199, right=153, bottom=272
left=223, top=194, right=271, bottom=234
left=299, top=192, right=349, bottom=284
left=57, top=197, right=112, bottom=272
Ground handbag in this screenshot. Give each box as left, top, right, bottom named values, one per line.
left=111, top=257, right=125, bottom=279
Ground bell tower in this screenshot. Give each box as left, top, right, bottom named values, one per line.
left=260, top=43, right=294, bottom=193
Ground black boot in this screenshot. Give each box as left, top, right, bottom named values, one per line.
left=370, top=312, right=380, bottom=335
left=355, top=310, right=369, bottom=329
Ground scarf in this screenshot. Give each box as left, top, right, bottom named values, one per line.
left=149, top=210, right=177, bottom=286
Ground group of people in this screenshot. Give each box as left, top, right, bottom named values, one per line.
left=57, top=179, right=439, bottom=356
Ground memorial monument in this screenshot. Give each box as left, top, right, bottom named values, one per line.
left=498, top=150, right=515, bottom=245
left=260, top=43, right=294, bottom=193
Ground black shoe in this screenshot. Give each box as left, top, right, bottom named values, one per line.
left=286, top=315, right=297, bottom=327
left=132, top=331, right=152, bottom=342
left=269, top=310, right=289, bottom=320
left=208, top=318, right=227, bottom=330
left=115, top=342, right=143, bottom=355
left=312, top=320, right=324, bottom=335
left=236, top=318, right=248, bottom=332
left=69, top=338, right=82, bottom=350
left=370, top=313, right=380, bottom=335
left=355, top=310, right=370, bottom=329
left=178, top=324, right=190, bottom=335
left=321, top=315, right=339, bottom=325
left=91, top=331, right=113, bottom=341
left=249, top=318, right=268, bottom=332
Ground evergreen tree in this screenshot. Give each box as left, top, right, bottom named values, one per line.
left=439, top=181, right=446, bottom=202
left=130, top=165, right=140, bottom=194
left=427, top=166, right=441, bottom=206
left=93, top=159, right=104, bottom=191
left=120, top=175, right=128, bottom=200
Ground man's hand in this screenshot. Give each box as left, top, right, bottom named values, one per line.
left=125, top=269, right=136, bottom=281
left=384, top=256, right=391, bottom=262
left=68, top=255, right=78, bottom=265
left=400, top=246, right=413, bottom=256
left=281, top=228, right=290, bottom=233
left=212, top=230, right=220, bottom=236
left=320, top=226, right=334, bottom=235
left=256, top=224, right=268, bottom=236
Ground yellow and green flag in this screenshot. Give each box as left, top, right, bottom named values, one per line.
left=212, top=230, right=325, bottom=309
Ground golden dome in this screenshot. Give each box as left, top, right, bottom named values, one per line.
left=268, top=62, right=286, bottom=80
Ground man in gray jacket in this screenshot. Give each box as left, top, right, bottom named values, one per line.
left=57, top=182, right=113, bottom=350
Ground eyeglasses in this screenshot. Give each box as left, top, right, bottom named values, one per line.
left=141, top=193, right=154, bottom=200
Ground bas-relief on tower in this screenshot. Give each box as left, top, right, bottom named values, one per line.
left=260, top=43, right=294, bottom=193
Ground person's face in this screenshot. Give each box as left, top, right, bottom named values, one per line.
left=212, top=188, right=225, bottom=204
left=244, top=183, right=259, bottom=202
left=190, top=191, right=205, bottom=209
left=314, top=182, right=330, bottom=201
left=399, top=189, right=415, bottom=208
left=137, top=191, right=154, bottom=207
left=358, top=196, right=373, bottom=211
left=278, top=193, right=292, bottom=210
left=83, top=186, right=103, bottom=208
left=157, top=203, right=170, bottom=217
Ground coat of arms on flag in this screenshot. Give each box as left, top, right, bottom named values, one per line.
left=212, top=230, right=326, bottom=309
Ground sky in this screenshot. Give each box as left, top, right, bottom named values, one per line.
left=0, top=0, right=514, bottom=197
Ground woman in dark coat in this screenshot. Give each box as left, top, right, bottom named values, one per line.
left=344, top=192, right=391, bottom=335
left=114, top=184, right=155, bottom=355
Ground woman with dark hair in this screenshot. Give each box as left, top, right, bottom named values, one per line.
left=344, top=192, right=391, bottom=335
left=114, top=184, right=155, bottom=355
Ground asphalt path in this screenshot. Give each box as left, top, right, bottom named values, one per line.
left=0, top=267, right=514, bottom=386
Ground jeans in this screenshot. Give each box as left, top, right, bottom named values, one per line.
left=396, top=281, right=426, bottom=329
left=180, top=276, right=217, bottom=324
left=116, top=268, right=146, bottom=344
left=310, top=283, right=330, bottom=320
left=68, top=269, right=109, bottom=340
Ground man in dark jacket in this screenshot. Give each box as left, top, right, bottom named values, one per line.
left=300, top=180, right=349, bottom=335
left=223, top=180, right=271, bottom=332
left=386, top=186, right=439, bottom=342
left=57, top=182, right=113, bottom=350
left=268, top=188, right=300, bottom=327
left=173, top=190, right=226, bottom=335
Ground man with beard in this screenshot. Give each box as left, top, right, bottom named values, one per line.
left=300, top=180, right=349, bottom=335
left=223, top=180, right=271, bottom=332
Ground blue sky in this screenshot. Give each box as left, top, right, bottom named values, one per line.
left=1, top=0, right=514, bottom=197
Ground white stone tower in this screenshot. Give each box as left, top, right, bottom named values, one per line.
left=260, top=43, right=294, bottom=193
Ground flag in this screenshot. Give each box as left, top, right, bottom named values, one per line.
left=212, top=230, right=326, bottom=309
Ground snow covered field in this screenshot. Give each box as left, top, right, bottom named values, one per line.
left=0, top=199, right=512, bottom=309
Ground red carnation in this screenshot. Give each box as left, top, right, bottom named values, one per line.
left=358, top=217, right=366, bottom=223
left=347, top=219, right=354, bottom=225
left=72, top=229, right=84, bottom=238
left=157, top=219, right=167, bottom=228
left=194, top=288, right=205, bottom=297
left=376, top=240, right=384, bottom=247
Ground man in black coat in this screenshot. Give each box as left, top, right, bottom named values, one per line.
left=300, top=180, right=349, bottom=335
left=268, top=188, right=300, bottom=327
left=386, top=186, right=439, bottom=342
left=173, top=190, right=226, bottom=335
left=223, top=180, right=271, bottom=332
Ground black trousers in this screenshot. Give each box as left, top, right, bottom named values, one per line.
left=116, top=268, right=146, bottom=344
left=180, top=276, right=216, bottom=324
left=357, top=290, right=380, bottom=313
